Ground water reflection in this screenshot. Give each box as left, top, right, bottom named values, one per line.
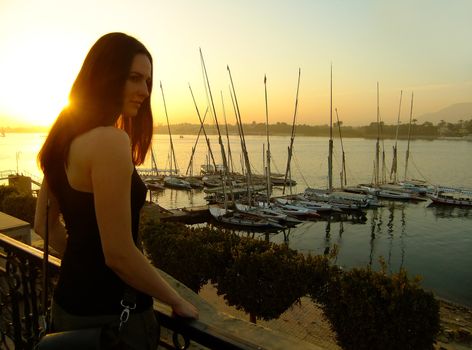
left=150, top=187, right=204, bottom=208
left=387, top=203, right=394, bottom=270
left=324, top=219, right=331, bottom=256
left=362, top=202, right=408, bottom=271
left=369, top=208, right=378, bottom=267
left=147, top=188, right=471, bottom=306
left=400, top=205, right=406, bottom=270
left=427, top=203, right=472, bottom=219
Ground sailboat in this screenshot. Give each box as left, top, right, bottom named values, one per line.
left=160, top=81, right=192, bottom=191
left=389, top=91, right=402, bottom=183
left=355, top=87, right=427, bottom=201
left=428, top=190, right=472, bottom=207
left=303, top=65, right=373, bottom=210
left=282, top=68, right=301, bottom=194
left=142, top=146, right=165, bottom=191
left=200, top=50, right=280, bottom=229
left=235, top=202, right=302, bottom=225
left=270, top=200, right=321, bottom=219
left=230, top=75, right=302, bottom=226
left=274, top=197, right=336, bottom=212
left=209, top=205, right=284, bottom=229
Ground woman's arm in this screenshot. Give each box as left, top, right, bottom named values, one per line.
left=91, top=127, right=198, bottom=318
left=34, top=179, right=67, bottom=257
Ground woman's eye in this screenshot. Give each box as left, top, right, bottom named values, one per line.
left=129, top=75, right=141, bottom=83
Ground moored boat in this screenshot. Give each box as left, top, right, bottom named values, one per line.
left=143, top=179, right=165, bottom=191
left=163, top=176, right=192, bottom=190
left=276, top=197, right=337, bottom=212
left=209, top=206, right=283, bottom=229
left=183, top=176, right=204, bottom=188
left=428, top=191, right=472, bottom=207
left=271, top=199, right=321, bottom=219
left=303, top=188, right=369, bottom=210
left=235, top=203, right=301, bottom=225
left=358, top=185, right=425, bottom=201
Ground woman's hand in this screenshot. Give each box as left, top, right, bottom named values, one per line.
left=171, top=298, right=199, bottom=319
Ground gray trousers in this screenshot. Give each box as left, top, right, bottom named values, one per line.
left=51, top=302, right=160, bottom=350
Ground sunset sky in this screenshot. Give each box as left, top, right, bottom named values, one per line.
left=0, top=0, right=471, bottom=127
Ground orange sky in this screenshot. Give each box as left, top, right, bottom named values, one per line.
left=1, top=0, right=471, bottom=127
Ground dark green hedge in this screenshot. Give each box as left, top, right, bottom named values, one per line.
left=315, top=266, right=440, bottom=350
left=216, top=240, right=307, bottom=320
left=0, top=185, right=37, bottom=224
left=140, top=220, right=440, bottom=349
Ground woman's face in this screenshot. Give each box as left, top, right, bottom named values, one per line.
left=122, top=53, right=152, bottom=118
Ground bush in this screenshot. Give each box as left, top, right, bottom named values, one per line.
left=1, top=188, right=36, bottom=225
left=141, top=221, right=310, bottom=321
left=304, top=253, right=339, bottom=301
left=0, top=185, right=19, bottom=209
left=314, top=265, right=440, bottom=350
left=141, top=220, right=440, bottom=347
left=216, top=239, right=308, bottom=321
left=141, top=220, right=211, bottom=293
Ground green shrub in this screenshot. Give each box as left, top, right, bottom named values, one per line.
left=216, top=239, right=307, bottom=321
left=304, top=253, right=338, bottom=301
left=141, top=219, right=440, bottom=347
left=2, top=191, right=36, bottom=225
left=313, top=265, right=440, bottom=350
left=141, top=220, right=211, bottom=293
left=0, top=185, right=19, bottom=210
left=141, top=221, right=309, bottom=321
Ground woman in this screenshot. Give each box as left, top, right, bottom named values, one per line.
left=34, top=32, right=198, bottom=349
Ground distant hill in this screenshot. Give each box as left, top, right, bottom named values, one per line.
left=416, top=102, right=472, bottom=124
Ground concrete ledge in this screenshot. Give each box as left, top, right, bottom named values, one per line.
left=0, top=211, right=31, bottom=244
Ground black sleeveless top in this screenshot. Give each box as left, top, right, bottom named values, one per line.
left=53, top=166, right=152, bottom=315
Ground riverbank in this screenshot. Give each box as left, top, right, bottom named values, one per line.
left=437, top=299, right=472, bottom=349
left=2, top=128, right=472, bottom=141
left=199, top=284, right=472, bottom=349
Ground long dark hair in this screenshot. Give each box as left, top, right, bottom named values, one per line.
left=38, top=32, right=153, bottom=186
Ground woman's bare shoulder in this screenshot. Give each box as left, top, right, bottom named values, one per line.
left=86, top=126, right=130, bottom=144
left=74, top=127, right=129, bottom=152
left=76, top=127, right=132, bottom=166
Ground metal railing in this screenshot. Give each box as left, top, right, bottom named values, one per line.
left=0, top=171, right=42, bottom=187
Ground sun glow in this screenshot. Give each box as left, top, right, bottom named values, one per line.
left=0, top=32, right=82, bottom=127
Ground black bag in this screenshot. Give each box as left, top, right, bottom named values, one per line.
left=36, top=299, right=137, bottom=349
left=36, top=327, right=102, bottom=350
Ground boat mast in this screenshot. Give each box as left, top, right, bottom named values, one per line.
left=328, top=64, right=334, bottom=192
left=380, top=103, right=386, bottom=184
left=335, top=108, right=347, bottom=188
left=229, top=86, right=248, bottom=199
left=390, top=90, right=402, bottom=183
left=404, top=92, right=414, bottom=181
left=185, top=105, right=209, bottom=176
left=228, top=65, right=253, bottom=203
left=150, top=145, right=158, bottom=176
left=264, top=74, right=272, bottom=204
left=160, top=81, right=179, bottom=175
left=200, top=49, right=229, bottom=208
left=221, top=91, right=234, bottom=174
left=188, top=83, right=218, bottom=173
left=375, top=82, right=380, bottom=186
left=283, top=68, right=301, bottom=195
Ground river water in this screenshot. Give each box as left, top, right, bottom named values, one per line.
left=1, top=132, right=471, bottom=306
